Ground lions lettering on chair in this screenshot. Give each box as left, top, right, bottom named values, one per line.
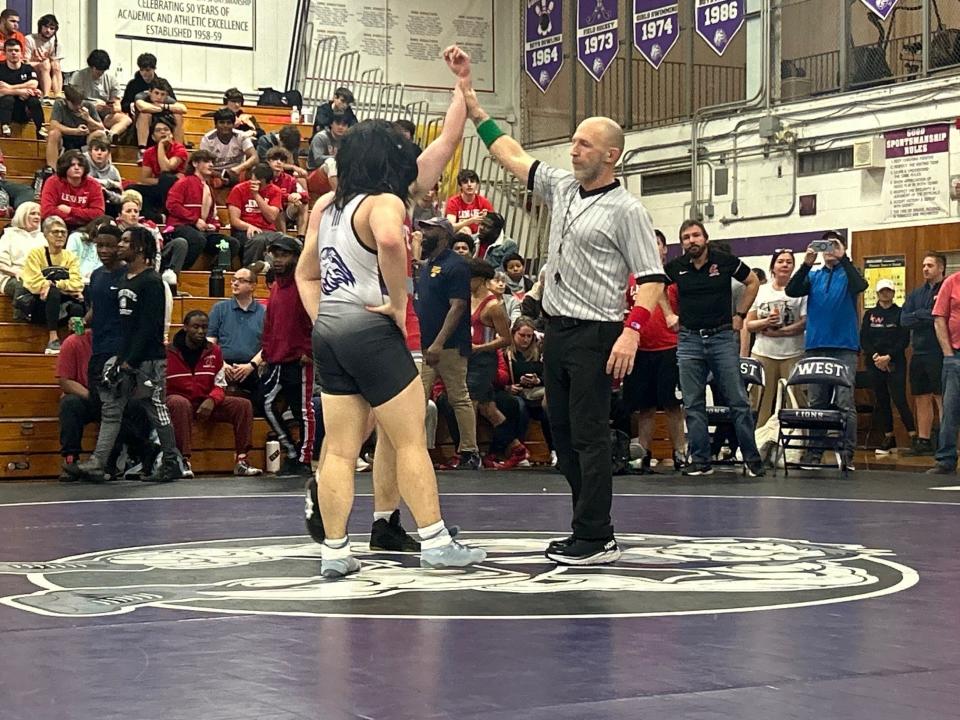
left=320, top=246, right=357, bottom=295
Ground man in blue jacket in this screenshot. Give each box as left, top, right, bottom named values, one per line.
left=786, top=231, right=868, bottom=468
left=900, top=252, right=946, bottom=456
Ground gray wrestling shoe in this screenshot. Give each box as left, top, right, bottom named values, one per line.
left=420, top=539, right=487, bottom=569
left=321, top=556, right=361, bottom=579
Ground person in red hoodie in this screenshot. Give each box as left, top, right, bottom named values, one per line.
left=226, top=162, right=282, bottom=266
left=166, top=308, right=261, bottom=477
left=165, top=149, right=238, bottom=270
left=261, top=234, right=314, bottom=476
left=39, top=149, right=105, bottom=230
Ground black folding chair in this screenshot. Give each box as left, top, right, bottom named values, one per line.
left=774, top=356, right=854, bottom=478
left=706, top=357, right=766, bottom=471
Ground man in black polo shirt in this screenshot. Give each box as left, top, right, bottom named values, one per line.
left=414, top=216, right=481, bottom=470
left=665, top=220, right=763, bottom=476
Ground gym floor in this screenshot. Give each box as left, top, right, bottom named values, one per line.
left=1, top=468, right=957, bottom=720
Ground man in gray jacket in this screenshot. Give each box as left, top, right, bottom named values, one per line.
left=307, top=113, right=348, bottom=171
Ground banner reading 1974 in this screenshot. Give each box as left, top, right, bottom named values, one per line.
left=525, top=0, right=564, bottom=93
left=577, top=0, right=620, bottom=82
left=633, top=0, right=679, bottom=70
left=695, top=0, right=744, bottom=57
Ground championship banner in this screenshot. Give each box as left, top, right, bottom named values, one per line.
left=860, top=0, right=899, bottom=22
left=525, top=0, right=564, bottom=93
left=115, top=0, right=255, bottom=50
left=695, top=0, right=744, bottom=57
left=576, top=0, right=619, bottom=82
left=633, top=0, right=679, bottom=70
left=881, top=124, right=951, bottom=223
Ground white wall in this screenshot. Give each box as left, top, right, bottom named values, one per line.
left=529, top=73, right=960, bottom=254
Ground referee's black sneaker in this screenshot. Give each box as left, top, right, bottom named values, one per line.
left=546, top=534, right=575, bottom=553
left=304, top=477, right=325, bottom=544
left=370, top=509, right=420, bottom=552
left=546, top=537, right=621, bottom=565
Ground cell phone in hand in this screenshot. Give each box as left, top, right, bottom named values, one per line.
left=810, top=239, right=835, bottom=252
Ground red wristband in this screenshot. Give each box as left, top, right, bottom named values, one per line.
left=625, top=306, right=651, bottom=332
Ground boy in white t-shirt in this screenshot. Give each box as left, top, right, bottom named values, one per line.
left=24, top=14, right=63, bottom=100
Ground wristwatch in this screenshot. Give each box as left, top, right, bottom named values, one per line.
left=735, top=311, right=747, bottom=320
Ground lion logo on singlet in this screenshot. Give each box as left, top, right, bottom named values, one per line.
left=320, top=246, right=356, bottom=294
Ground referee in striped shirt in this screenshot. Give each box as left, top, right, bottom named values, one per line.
left=462, top=85, right=666, bottom=566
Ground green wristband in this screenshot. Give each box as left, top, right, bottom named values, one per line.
left=476, top=118, right=505, bottom=148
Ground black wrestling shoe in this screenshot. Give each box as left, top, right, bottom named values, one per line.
left=546, top=537, right=621, bottom=565
left=304, top=477, right=325, bottom=544
left=370, top=510, right=420, bottom=552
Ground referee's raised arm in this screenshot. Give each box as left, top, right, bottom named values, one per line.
left=462, top=85, right=536, bottom=184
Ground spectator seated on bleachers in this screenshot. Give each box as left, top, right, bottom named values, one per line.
left=445, top=168, right=493, bottom=235
left=502, top=252, right=534, bottom=296
left=0, top=9, right=27, bottom=64
left=133, top=77, right=187, bottom=155
left=126, top=114, right=186, bottom=218
left=227, top=163, right=282, bottom=266
left=412, top=184, right=442, bottom=225
left=23, top=13, right=60, bottom=101
left=65, top=214, right=112, bottom=284
left=310, top=86, right=357, bottom=137
left=0, top=201, right=44, bottom=298
left=307, top=112, right=347, bottom=171
left=0, top=36, right=45, bottom=139
left=17, top=215, right=84, bottom=355
left=118, top=189, right=187, bottom=281
left=45, top=84, right=103, bottom=170
left=166, top=309, right=262, bottom=477
left=199, top=108, right=257, bottom=187
left=40, top=150, right=106, bottom=230
left=489, top=269, right=522, bottom=324
left=70, top=49, right=132, bottom=143
left=0, top=147, right=37, bottom=210
left=83, top=134, right=122, bottom=213
left=166, top=149, right=237, bottom=270
left=207, top=266, right=266, bottom=409
left=265, top=147, right=307, bottom=237
left=222, top=88, right=262, bottom=140
left=451, top=232, right=474, bottom=257
left=476, top=212, right=518, bottom=268
left=504, top=317, right=554, bottom=465
left=256, top=123, right=303, bottom=165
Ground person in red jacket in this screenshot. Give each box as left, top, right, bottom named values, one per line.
left=260, top=234, right=314, bottom=475
left=165, top=149, right=237, bottom=270
left=166, top=309, right=261, bottom=477
left=39, top=150, right=105, bottom=229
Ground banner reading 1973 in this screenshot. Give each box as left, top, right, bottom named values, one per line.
left=633, top=0, right=679, bottom=70
left=577, top=0, right=620, bottom=82
left=695, top=0, right=744, bottom=57
left=525, top=0, right=564, bottom=93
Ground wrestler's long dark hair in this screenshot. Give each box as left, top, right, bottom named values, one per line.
left=333, top=119, right=419, bottom=210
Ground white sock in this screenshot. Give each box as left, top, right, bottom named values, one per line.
left=373, top=511, right=392, bottom=522
left=418, top=519, right=451, bottom=550
left=321, top=537, right=351, bottom=560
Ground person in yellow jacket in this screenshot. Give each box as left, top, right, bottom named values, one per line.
left=20, top=214, right=84, bottom=355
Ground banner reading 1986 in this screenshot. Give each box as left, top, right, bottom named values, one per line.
left=695, top=0, right=743, bottom=57
left=577, top=0, right=620, bottom=82
left=525, top=0, right=564, bottom=93
left=633, top=0, right=679, bottom=70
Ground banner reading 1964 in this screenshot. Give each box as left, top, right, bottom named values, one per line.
left=695, top=0, right=743, bottom=57
left=577, top=0, right=619, bottom=82
left=525, top=0, right=564, bottom=93
left=633, top=0, right=679, bottom=70
left=116, top=0, right=255, bottom=50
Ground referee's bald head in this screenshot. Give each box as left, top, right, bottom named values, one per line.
left=579, top=117, right=624, bottom=155
left=572, top=117, right=625, bottom=185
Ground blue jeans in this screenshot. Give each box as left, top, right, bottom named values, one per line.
left=804, top=349, right=858, bottom=462
left=677, top=328, right=760, bottom=465
left=935, top=356, right=960, bottom=468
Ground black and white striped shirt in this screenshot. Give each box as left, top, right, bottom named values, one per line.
left=529, top=161, right=666, bottom=322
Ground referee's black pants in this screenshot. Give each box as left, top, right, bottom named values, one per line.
left=543, top=318, right=621, bottom=541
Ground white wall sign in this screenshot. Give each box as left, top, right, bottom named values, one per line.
left=306, top=0, right=495, bottom=92
left=115, top=0, right=256, bottom=50
left=881, top=124, right=951, bottom=223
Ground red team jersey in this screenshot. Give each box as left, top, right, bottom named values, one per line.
left=444, top=193, right=493, bottom=234
left=626, top=276, right=679, bottom=352
left=226, top=181, right=283, bottom=231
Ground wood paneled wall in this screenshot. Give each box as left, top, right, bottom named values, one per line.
left=852, top=221, right=960, bottom=292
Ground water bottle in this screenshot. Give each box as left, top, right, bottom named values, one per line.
left=290, top=106, right=300, bottom=124
left=265, top=440, right=281, bottom=473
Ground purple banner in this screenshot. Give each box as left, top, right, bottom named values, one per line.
left=884, top=124, right=950, bottom=159
left=577, top=0, right=619, bottom=82
left=695, top=0, right=744, bottom=57
left=525, top=0, right=564, bottom=94
left=860, top=0, right=899, bottom=22
left=633, top=0, right=679, bottom=70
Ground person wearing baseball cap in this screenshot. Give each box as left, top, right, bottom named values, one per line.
left=861, top=277, right=916, bottom=456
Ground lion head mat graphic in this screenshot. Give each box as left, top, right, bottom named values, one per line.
left=0, top=532, right=917, bottom=619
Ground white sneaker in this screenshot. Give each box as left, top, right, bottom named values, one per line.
left=355, top=456, right=371, bottom=472
left=161, top=269, right=177, bottom=286
left=549, top=451, right=558, bottom=467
